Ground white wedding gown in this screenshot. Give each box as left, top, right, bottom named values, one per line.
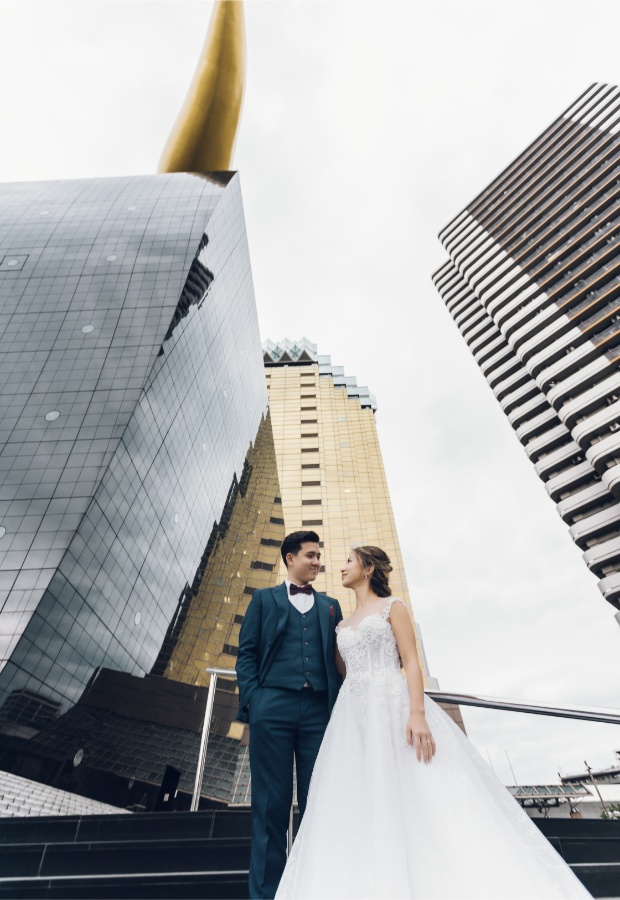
left=274, top=597, right=592, bottom=899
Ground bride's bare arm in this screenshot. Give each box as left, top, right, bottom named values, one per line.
left=335, top=641, right=346, bottom=680
left=390, top=600, right=436, bottom=764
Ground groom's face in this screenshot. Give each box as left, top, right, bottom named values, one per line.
left=287, top=542, right=321, bottom=584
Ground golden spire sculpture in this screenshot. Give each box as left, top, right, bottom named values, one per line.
left=158, top=0, right=246, bottom=174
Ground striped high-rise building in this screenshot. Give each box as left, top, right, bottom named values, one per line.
left=433, top=83, right=620, bottom=625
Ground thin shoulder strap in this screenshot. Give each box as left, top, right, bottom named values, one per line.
left=381, top=596, right=405, bottom=620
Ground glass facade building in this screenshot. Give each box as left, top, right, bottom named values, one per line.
left=0, top=172, right=283, bottom=810
left=433, top=83, right=620, bottom=625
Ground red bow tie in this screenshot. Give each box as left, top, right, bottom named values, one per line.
left=290, top=583, right=313, bottom=595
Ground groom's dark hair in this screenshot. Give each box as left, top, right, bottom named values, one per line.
left=281, top=530, right=320, bottom=567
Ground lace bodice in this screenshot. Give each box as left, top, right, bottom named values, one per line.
left=336, top=596, right=405, bottom=684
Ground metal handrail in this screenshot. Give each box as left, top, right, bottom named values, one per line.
left=192, top=667, right=620, bottom=852
left=191, top=666, right=297, bottom=851
left=425, top=690, right=620, bottom=725
left=191, top=667, right=236, bottom=812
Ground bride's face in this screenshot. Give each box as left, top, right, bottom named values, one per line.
left=341, top=552, right=364, bottom=588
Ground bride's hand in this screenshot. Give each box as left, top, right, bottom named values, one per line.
left=406, top=712, right=436, bottom=763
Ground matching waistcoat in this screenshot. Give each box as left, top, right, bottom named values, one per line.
left=261, top=598, right=328, bottom=691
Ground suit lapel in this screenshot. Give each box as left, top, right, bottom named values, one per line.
left=271, top=581, right=290, bottom=639
left=259, top=582, right=289, bottom=680
left=314, top=590, right=330, bottom=663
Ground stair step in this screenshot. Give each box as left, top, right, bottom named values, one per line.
left=533, top=819, right=620, bottom=839
left=554, top=837, right=620, bottom=864
left=1, top=837, right=251, bottom=879
left=569, top=862, right=620, bottom=898
left=0, top=871, right=249, bottom=900
left=1, top=865, right=618, bottom=900
left=0, top=809, right=254, bottom=846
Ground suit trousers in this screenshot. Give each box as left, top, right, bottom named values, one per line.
left=248, top=684, right=330, bottom=899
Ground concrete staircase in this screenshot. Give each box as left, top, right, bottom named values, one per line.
left=0, top=808, right=618, bottom=898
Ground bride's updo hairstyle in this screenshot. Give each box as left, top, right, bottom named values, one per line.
left=353, top=545, right=393, bottom=598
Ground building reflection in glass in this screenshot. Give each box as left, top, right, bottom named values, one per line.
left=0, top=411, right=282, bottom=811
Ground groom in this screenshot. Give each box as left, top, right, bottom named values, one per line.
left=236, top=530, right=344, bottom=899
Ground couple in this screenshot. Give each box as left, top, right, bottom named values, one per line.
left=236, top=531, right=591, bottom=899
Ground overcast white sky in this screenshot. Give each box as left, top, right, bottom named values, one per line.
left=2, top=0, right=619, bottom=786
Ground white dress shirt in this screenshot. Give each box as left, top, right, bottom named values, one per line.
left=285, top=579, right=315, bottom=613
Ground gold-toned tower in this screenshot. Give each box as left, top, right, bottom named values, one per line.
left=263, top=338, right=431, bottom=687
left=154, top=412, right=284, bottom=752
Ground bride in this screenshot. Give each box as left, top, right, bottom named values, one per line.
left=274, top=545, right=592, bottom=899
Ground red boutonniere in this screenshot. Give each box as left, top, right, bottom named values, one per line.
left=329, top=605, right=335, bottom=617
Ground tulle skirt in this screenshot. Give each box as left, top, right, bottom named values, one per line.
left=275, top=675, right=592, bottom=899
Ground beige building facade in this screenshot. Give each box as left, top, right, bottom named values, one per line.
left=263, top=337, right=430, bottom=685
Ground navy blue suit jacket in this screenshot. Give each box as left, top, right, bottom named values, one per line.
left=235, top=581, right=344, bottom=724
